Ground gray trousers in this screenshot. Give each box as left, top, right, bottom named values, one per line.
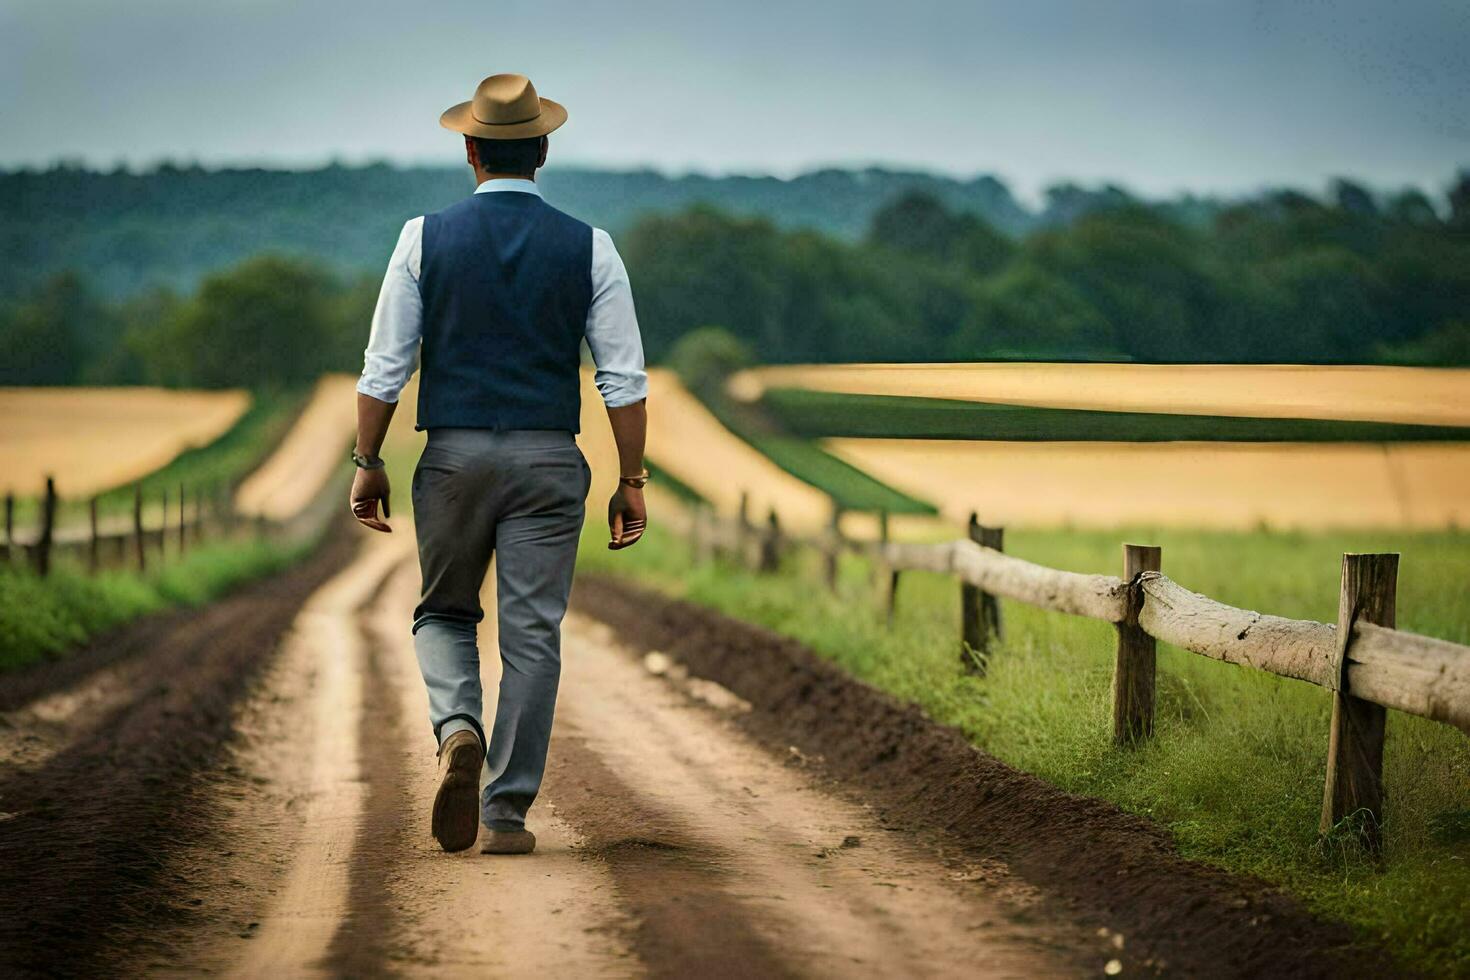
left=411, top=428, right=589, bottom=830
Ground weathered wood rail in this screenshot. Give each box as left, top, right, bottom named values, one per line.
left=2, top=467, right=347, bottom=577
left=680, top=497, right=1470, bottom=853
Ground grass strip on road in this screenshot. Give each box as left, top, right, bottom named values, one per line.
left=763, top=387, right=1470, bottom=442
left=577, top=521, right=1470, bottom=977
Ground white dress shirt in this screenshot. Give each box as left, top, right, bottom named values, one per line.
left=356, top=178, right=649, bottom=409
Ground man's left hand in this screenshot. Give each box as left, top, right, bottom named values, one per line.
left=607, top=485, right=646, bottom=550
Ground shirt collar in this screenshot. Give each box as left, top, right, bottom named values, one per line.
left=474, top=178, right=542, bottom=197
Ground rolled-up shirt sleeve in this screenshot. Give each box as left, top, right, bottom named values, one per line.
left=585, top=228, right=649, bottom=408
left=356, top=217, right=424, bottom=404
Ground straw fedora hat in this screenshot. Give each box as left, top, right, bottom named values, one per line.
left=440, top=73, right=567, bottom=140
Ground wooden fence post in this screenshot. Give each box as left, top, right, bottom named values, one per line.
left=737, top=490, right=751, bottom=568
left=160, top=487, right=168, bottom=563
left=1112, top=543, right=1163, bottom=745
left=133, top=484, right=146, bottom=572
left=35, top=477, right=57, bottom=577
left=872, top=509, right=896, bottom=626
left=758, top=508, right=782, bottom=573
left=177, top=482, right=187, bottom=555
left=1320, top=553, right=1398, bottom=850
left=3, top=492, right=12, bottom=563
left=824, top=502, right=842, bottom=591
left=883, top=566, right=901, bottom=628
left=88, top=496, right=100, bottom=574
left=959, top=514, right=1005, bottom=674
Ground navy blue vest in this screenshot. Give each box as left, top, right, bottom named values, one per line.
left=417, top=190, right=592, bottom=432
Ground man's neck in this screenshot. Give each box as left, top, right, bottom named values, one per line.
left=476, top=171, right=536, bottom=186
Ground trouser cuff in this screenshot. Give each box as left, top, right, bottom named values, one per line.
left=436, top=714, right=485, bottom=751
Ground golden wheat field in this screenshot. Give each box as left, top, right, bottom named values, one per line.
left=733, top=362, right=1470, bottom=426
left=358, top=366, right=1470, bottom=533
left=827, top=438, right=1470, bottom=530
left=637, top=368, right=833, bottom=528
left=0, top=387, right=250, bottom=497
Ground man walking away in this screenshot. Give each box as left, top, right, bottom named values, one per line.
left=348, top=73, right=651, bottom=855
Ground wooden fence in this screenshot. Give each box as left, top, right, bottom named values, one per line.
left=2, top=468, right=345, bottom=577
left=684, top=494, right=1469, bottom=854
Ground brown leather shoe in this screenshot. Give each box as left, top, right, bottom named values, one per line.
left=480, top=828, right=536, bottom=855
left=432, top=730, right=484, bottom=852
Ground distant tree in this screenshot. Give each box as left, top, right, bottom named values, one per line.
left=132, top=255, right=341, bottom=388
left=1260, top=247, right=1386, bottom=360
left=85, top=287, right=184, bottom=384
left=667, top=326, right=755, bottom=396
left=620, top=207, right=788, bottom=362
left=1040, top=183, right=1137, bottom=227
left=1331, top=178, right=1379, bottom=217
left=1377, top=320, right=1470, bottom=366
left=1449, top=170, right=1470, bottom=230
left=1385, top=189, right=1440, bottom=225
left=325, top=274, right=381, bottom=375
left=1024, top=208, right=1223, bottom=360
left=0, top=273, right=97, bottom=384
left=867, top=192, right=1014, bottom=275
left=947, top=263, right=1118, bottom=359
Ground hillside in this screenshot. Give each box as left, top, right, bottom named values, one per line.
left=0, top=163, right=1037, bottom=297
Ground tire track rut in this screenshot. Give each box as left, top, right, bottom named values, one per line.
left=0, top=523, right=357, bottom=978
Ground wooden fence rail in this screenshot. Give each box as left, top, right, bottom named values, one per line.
left=2, top=469, right=347, bottom=579
left=678, top=494, right=1470, bottom=855
left=1136, top=573, right=1338, bottom=686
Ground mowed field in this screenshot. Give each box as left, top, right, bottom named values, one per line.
left=728, top=363, right=1470, bottom=530
left=829, top=440, right=1470, bottom=529
left=734, top=362, right=1470, bottom=425
left=0, top=387, right=250, bottom=497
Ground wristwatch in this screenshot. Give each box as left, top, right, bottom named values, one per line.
left=618, top=469, right=651, bottom=489
left=351, top=451, right=386, bottom=470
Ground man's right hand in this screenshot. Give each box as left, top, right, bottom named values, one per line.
left=351, top=467, right=392, bottom=533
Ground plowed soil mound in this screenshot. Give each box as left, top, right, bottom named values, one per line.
left=574, top=574, right=1404, bottom=980
left=0, top=524, right=356, bottom=978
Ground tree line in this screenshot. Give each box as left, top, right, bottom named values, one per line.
left=622, top=175, right=1470, bottom=365
left=3, top=172, right=1467, bottom=387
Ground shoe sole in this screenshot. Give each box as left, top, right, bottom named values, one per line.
left=432, top=740, right=482, bottom=853
left=480, top=829, right=536, bottom=855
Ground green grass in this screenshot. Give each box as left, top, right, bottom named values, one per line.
left=692, top=388, right=935, bottom=515
left=741, top=433, right=935, bottom=514
left=0, top=535, right=314, bottom=673
left=763, top=387, right=1470, bottom=442
left=579, top=521, right=1470, bottom=976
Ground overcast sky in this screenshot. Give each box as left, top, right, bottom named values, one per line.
left=2, top=0, right=1466, bottom=200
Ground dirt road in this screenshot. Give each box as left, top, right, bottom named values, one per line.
left=1, top=529, right=1391, bottom=978
left=137, top=537, right=1078, bottom=977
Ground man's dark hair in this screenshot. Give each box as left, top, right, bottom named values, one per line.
left=470, top=136, right=543, bottom=176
